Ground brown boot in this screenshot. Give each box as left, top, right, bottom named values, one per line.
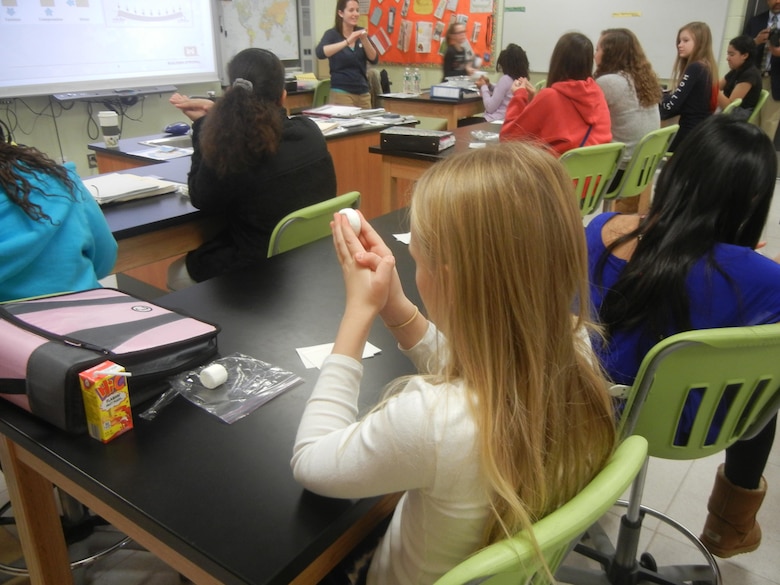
left=700, top=464, right=766, bottom=558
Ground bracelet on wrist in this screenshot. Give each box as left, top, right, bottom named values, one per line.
left=385, top=306, right=419, bottom=329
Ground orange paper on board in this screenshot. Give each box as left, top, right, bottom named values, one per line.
left=366, top=0, right=495, bottom=67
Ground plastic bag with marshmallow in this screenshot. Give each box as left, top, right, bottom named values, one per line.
left=140, top=353, right=302, bottom=423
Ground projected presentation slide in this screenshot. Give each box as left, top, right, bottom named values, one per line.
left=0, top=0, right=218, bottom=98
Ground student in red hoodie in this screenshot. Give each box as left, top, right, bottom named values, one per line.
left=500, top=32, right=612, bottom=156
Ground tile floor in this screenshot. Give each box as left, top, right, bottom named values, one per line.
left=0, top=179, right=779, bottom=585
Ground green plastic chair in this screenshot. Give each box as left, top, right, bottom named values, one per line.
left=558, top=324, right=780, bottom=585
left=559, top=142, right=625, bottom=217
left=720, top=97, right=742, bottom=115
left=747, top=89, right=770, bottom=125
left=312, top=78, right=331, bottom=107
left=601, top=125, right=678, bottom=209
left=433, top=436, right=648, bottom=585
left=267, top=191, right=360, bottom=257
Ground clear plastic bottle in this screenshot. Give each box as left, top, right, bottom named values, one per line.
left=403, top=67, right=411, bottom=94
left=412, top=67, right=421, bottom=95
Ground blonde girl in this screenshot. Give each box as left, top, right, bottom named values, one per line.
left=661, top=21, right=719, bottom=152
left=292, top=142, right=616, bottom=585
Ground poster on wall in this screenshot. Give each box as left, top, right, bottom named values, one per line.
left=365, top=0, right=496, bottom=67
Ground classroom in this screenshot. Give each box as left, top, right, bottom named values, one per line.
left=1, top=0, right=779, bottom=584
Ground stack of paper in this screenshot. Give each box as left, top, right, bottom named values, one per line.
left=81, top=173, right=179, bottom=205
left=303, top=104, right=363, bottom=118
left=311, top=119, right=342, bottom=135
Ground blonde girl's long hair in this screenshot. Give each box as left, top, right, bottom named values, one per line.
left=671, top=22, right=718, bottom=90
left=409, top=142, right=617, bottom=549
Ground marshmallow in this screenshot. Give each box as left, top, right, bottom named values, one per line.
left=199, top=363, right=228, bottom=389
left=338, top=208, right=361, bottom=235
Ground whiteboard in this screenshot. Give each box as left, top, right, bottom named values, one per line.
left=501, top=0, right=729, bottom=79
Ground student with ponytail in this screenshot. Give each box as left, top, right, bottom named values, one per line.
left=167, top=48, right=337, bottom=289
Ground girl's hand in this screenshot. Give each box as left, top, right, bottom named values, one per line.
left=350, top=212, right=411, bottom=321
left=518, top=77, right=536, bottom=97
left=169, top=93, right=214, bottom=121
left=332, top=213, right=396, bottom=317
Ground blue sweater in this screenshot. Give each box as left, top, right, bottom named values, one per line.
left=316, top=27, right=378, bottom=95
left=586, top=212, right=780, bottom=439
left=0, top=163, right=117, bottom=302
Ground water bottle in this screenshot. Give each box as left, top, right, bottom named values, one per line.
left=403, top=67, right=411, bottom=94
left=413, top=68, right=421, bottom=95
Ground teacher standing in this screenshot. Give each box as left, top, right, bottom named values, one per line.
left=316, top=0, right=378, bottom=109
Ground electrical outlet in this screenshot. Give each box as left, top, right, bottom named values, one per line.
left=87, top=153, right=98, bottom=168
left=0, top=99, right=13, bottom=105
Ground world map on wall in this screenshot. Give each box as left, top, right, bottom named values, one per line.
left=221, top=0, right=299, bottom=62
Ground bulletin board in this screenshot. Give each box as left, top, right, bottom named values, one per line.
left=364, top=0, right=496, bottom=67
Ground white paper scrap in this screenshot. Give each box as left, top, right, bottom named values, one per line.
left=296, top=342, right=381, bottom=369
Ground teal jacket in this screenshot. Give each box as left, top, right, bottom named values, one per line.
left=0, top=162, right=117, bottom=302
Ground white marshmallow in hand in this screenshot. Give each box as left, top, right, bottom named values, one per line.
left=339, top=208, right=361, bottom=235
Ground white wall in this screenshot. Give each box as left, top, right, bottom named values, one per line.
left=0, top=0, right=750, bottom=175
left=342, top=0, right=747, bottom=100
left=1, top=82, right=220, bottom=177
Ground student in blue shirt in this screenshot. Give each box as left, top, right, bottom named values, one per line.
left=0, top=132, right=117, bottom=302
left=316, top=0, right=378, bottom=109
left=586, top=116, right=780, bottom=559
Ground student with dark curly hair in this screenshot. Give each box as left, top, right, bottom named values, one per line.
left=0, top=132, right=116, bottom=302
left=475, top=44, right=530, bottom=122
left=167, top=48, right=337, bottom=289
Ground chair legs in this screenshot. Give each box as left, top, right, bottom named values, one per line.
left=556, top=460, right=722, bottom=585
left=0, top=490, right=132, bottom=578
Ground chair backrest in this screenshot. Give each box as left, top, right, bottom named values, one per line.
left=619, top=324, right=780, bottom=461
left=267, top=191, right=360, bottom=257
left=748, top=89, right=770, bottom=125
left=602, top=125, right=679, bottom=202
left=721, top=98, right=742, bottom=115
left=312, top=78, right=331, bottom=107
left=433, top=435, right=648, bottom=585
left=559, top=142, right=625, bottom=217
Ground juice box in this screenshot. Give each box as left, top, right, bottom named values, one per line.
left=79, top=360, right=133, bottom=443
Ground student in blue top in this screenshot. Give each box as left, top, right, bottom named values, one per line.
left=586, top=115, right=780, bottom=559
left=316, top=0, right=378, bottom=109
left=0, top=131, right=117, bottom=303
